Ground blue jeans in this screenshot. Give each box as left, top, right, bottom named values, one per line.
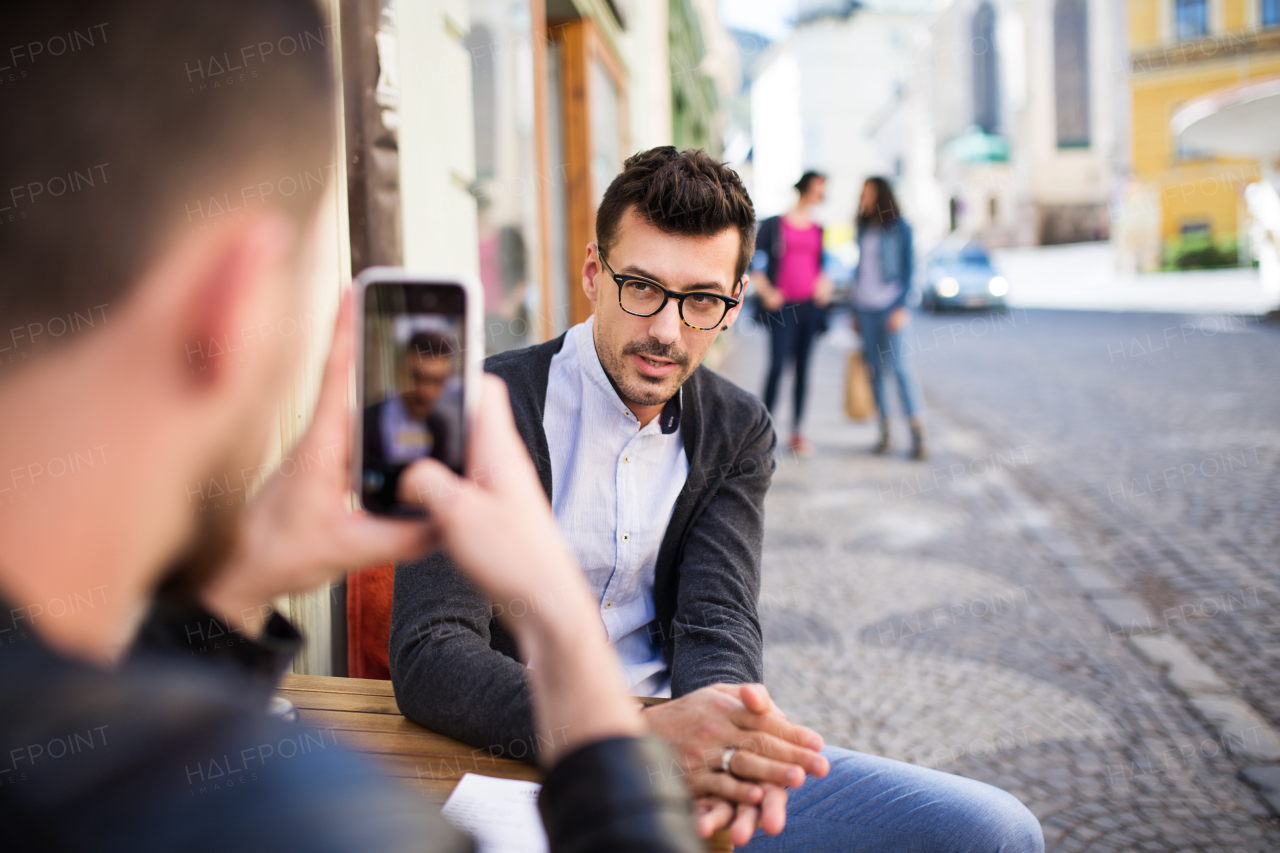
left=857, top=309, right=923, bottom=421
left=762, top=301, right=824, bottom=431
left=749, top=746, right=1044, bottom=852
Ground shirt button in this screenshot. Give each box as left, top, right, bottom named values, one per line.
left=605, top=600, right=613, bottom=608
left=621, top=533, right=630, bottom=542
left=623, top=455, right=631, bottom=464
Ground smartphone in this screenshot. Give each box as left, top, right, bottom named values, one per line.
left=353, top=268, right=482, bottom=516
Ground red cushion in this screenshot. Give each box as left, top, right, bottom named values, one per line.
left=347, top=562, right=395, bottom=680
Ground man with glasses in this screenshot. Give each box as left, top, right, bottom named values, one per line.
left=392, top=147, right=1043, bottom=852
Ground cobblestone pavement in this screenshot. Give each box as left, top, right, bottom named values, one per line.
left=715, top=308, right=1280, bottom=852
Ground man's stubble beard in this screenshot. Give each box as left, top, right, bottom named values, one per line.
left=598, top=334, right=694, bottom=409
left=157, top=483, right=242, bottom=603
left=156, top=435, right=266, bottom=601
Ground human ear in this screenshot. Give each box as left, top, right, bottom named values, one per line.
left=721, top=277, right=747, bottom=331
left=581, top=242, right=602, bottom=306
left=175, top=213, right=298, bottom=390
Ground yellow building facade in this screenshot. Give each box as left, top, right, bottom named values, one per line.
left=1127, top=0, right=1280, bottom=267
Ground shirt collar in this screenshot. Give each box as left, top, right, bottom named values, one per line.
left=658, top=387, right=683, bottom=435
left=576, top=316, right=683, bottom=435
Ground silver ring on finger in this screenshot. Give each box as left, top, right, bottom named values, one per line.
left=719, top=746, right=737, bottom=773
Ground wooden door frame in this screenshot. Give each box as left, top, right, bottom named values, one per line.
left=530, top=0, right=556, bottom=342
left=551, top=17, right=629, bottom=327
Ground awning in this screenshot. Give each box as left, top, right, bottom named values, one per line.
left=1172, top=76, right=1280, bottom=161
left=943, top=126, right=1010, bottom=164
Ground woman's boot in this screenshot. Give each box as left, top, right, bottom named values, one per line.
left=873, top=417, right=891, bottom=455
left=910, top=418, right=928, bottom=460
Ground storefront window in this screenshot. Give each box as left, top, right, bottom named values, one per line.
left=590, top=57, right=620, bottom=208
left=545, top=41, right=570, bottom=336
left=467, top=0, right=545, bottom=353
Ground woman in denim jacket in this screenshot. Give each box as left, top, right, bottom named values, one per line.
left=852, top=177, right=928, bottom=459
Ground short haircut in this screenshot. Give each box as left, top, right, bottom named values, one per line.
left=407, top=330, right=458, bottom=361
left=795, top=171, right=825, bottom=195
left=0, top=0, right=334, bottom=351
left=595, top=147, right=756, bottom=283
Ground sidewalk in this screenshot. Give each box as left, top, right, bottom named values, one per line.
left=717, top=320, right=1279, bottom=851
left=992, top=242, right=1277, bottom=316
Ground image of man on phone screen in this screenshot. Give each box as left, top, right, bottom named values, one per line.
left=363, top=330, right=462, bottom=509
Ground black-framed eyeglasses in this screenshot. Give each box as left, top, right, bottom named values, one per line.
left=598, top=252, right=743, bottom=331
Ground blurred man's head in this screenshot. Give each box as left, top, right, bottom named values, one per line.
left=402, top=331, right=457, bottom=421
left=0, top=0, right=334, bottom=655
left=583, top=147, right=755, bottom=417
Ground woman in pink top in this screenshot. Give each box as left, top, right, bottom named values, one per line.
left=751, top=172, right=834, bottom=456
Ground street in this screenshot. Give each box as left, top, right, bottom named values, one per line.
left=992, top=243, right=1279, bottom=316
left=718, top=306, right=1280, bottom=851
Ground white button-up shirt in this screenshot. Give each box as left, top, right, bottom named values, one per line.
left=543, top=318, right=688, bottom=696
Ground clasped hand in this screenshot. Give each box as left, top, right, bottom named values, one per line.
left=643, top=683, right=828, bottom=847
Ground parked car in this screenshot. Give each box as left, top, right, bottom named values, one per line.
left=920, top=240, right=1009, bottom=312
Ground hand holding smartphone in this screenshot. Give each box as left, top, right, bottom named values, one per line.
left=352, top=271, right=647, bottom=765
left=353, top=268, right=482, bottom=516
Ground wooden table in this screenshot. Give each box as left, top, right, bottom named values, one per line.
left=278, top=674, right=732, bottom=851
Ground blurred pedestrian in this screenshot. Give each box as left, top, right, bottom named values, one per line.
left=852, top=177, right=927, bottom=459
left=752, top=172, right=835, bottom=456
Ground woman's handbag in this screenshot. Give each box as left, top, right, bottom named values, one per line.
left=844, top=350, right=876, bottom=420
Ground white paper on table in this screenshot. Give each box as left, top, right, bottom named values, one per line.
left=441, top=773, right=550, bottom=853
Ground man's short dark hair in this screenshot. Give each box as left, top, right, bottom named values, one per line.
left=596, top=147, right=756, bottom=283
left=0, top=0, right=334, bottom=352
left=407, top=330, right=458, bottom=361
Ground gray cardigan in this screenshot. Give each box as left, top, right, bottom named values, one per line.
left=389, top=334, right=775, bottom=760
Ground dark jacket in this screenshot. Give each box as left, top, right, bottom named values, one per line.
left=390, top=335, right=776, bottom=759
left=363, top=398, right=455, bottom=465
left=0, top=590, right=700, bottom=853
left=0, top=592, right=463, bottom=853
left=362, top=397, right=458, bottom=511
left=853, top=218, right=914, bottom=313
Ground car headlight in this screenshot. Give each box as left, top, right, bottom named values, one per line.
left=988, top=276, right=1008, bottom=296
left=936, top=277, right=960, bottom=298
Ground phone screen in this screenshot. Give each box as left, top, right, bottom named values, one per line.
left=361, top=282, right=467, bottom=515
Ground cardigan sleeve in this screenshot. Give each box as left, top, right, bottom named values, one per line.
left=666, top=401, right=774, bottom=695
left=389, top=549, right=539, bottom=761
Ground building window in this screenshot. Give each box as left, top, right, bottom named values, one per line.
left=1175, top=0, right=1208, bottom=38
left=1264, top=0, right=1280, bottom=27
left=545, top=42, right=569, bottom=337
left=589, top=58, right=621, bottom=209
left=465, top=3, right=548, bottom=352
left=1054, top=0, right=1090, bottom=147
left=972, top=2, right=1000, bottom=134
left=464, top=24, right=496, bottom=180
